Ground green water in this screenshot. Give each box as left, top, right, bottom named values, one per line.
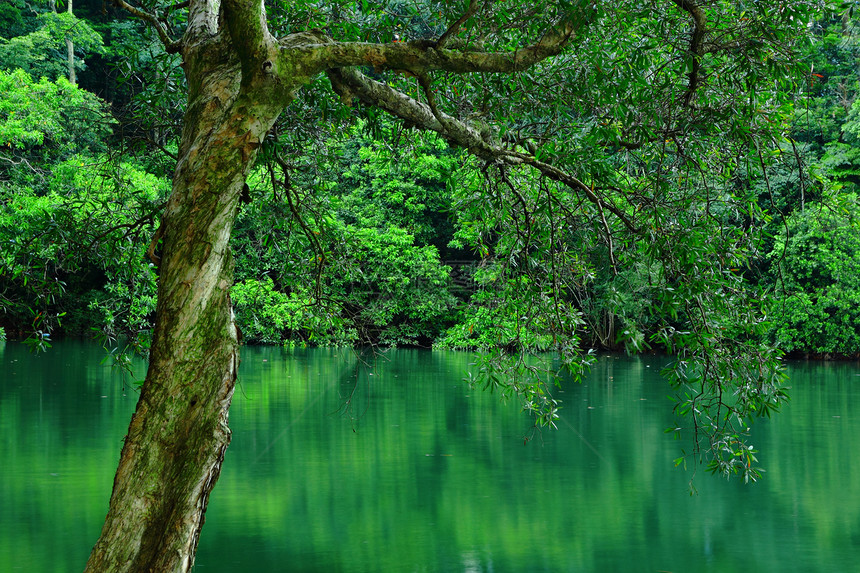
left=1, top=341, right=859, bottom=572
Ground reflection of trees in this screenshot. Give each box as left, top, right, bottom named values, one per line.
left=764, top=361, right=860, bottom=554
left=203, top=351, right=860, bottom=572
left=4, top=345, right=858, bottom=571
left=200, top=352, right=720, bottom=570
left=0, top=341, right=141, bottom=571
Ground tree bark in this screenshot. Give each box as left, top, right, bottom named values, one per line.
left=84, top=24, right=289, bottom=573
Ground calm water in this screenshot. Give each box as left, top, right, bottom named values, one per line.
left=1, top=341, right=860, bottom=572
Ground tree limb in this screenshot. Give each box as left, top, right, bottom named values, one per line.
left=672, top=0, right=707, bottom=106
left=289, top=18, right=576, bottom=79
left=222, top=0, right=276, bottom=80
left=109, top=0, right=182, bottom=53
left=329, top=67, right=638, bottom=234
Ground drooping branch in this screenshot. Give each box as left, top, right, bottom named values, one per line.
left=329, top=67, right=638, bottom=233
left=329, top=67, right=489, bottom=153
left=672, top=0, right=707, bottom=106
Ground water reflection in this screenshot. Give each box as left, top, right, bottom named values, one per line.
left=1, top=343, right=860, bottom=572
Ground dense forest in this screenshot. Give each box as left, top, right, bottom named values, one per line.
left=2, top=1, right=858, bottom=360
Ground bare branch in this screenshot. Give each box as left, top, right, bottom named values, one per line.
left=87, top=208, right=163, bottom=251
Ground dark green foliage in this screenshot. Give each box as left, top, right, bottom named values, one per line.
left=0, top=0, right=29, bottom=39
left=750, top=7, right=860, bottom=358
left=768, top=195, right=860, bottom=356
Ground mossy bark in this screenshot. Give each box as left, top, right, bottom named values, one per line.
left=84, top=24, right=290, bottom=573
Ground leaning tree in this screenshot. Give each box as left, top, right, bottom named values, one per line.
left=83, top=0, right=821, bottom=570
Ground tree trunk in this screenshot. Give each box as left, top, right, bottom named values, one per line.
left=66, top=0, right=75, bottom=85
left=85, top=37, right=285, bottom=572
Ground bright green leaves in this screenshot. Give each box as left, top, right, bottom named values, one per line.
left=232, top=222, right=457, bottom=346
left=0, top=69, right=111, bottom=155
left=231, top=277, right=343, bottom=345
left=0, top=10, right=104, bottom=81
left=0, top=70, right=152, bottom=345
left=0, top=154, right=167, bottom=347
left=232, top=121, right=461, bottom=347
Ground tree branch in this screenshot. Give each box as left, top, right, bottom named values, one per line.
left=109, top=0, right=182, bottom=53
left=672, top=0, right=707, bottom=106
left=288, top=18, right=576, bottom=79
left=222, top=0, right=275, bottom=75
left=163, top=0, right=189, bottom=14
left=328, top=67, right=638, bottom=234
left=436, top=0, right=480, bottom=49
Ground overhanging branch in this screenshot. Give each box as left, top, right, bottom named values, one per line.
left=287, top=18, right=576, bottom=79
left=329, top=67, right=638, bottom=234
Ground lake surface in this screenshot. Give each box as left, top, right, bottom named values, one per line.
left=1, top=341, right=860, bottom=572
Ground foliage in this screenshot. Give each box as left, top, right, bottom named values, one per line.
left=753, top=7, right=860, bottom=358
left=0, top=68, right=162, bottom=350
left=0, top=154, right=166, bottom=346
left=0, top=10, right=104, bottom=81
left=0, top=0, right=841, bottom=490
left=767, top=194, right=860, bottom=356
left=103, top=18, right=185, bottom=157
left=231, top=121, right=463, bottom=347
left=0, top=69, right=111, bottom=162
left=231, top=277, right=342, bottom=345
left=0, top=0, right=30, bottom=39
left=331, top=122, right=463, bottom=256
